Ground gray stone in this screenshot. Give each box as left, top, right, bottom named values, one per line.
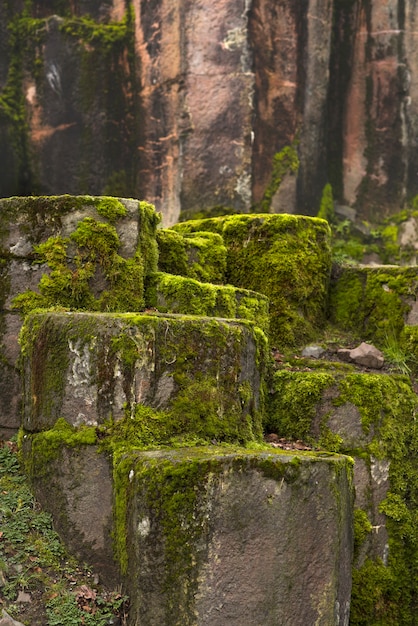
left=125, top=449, right=354, bottom=626
left=21, top=441, right=118, bottom=586
left=301, top=345, right=325, bottom=359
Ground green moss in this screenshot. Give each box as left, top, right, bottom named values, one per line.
left=22, top=418, right=97, bottom=479
left=95, top=197, right=127, bottom=222
left=11, top=215, right=146, bottom=314
left=318, top=423, right=344, bottom=453
left=173, top=214, right=332, bottom=349
left=317, top=183, right=335, bottom=223
left=267, top=370, right=335, bottom=440
left=137, top=201, right=160, bottom=278
left=182, top=232, right=227, bottom=283
left=156, top=229, right=190, bottom=276
left=59, top=14, right=128, bottom=47
left=353, top=508, right=373, bottom=560
left=0, top=10, right=46, bottom=193
left=400, top=326, right=418, bottom=376
left=381, top=224, right=400, bottom=262
left=259, top=145, right=299, bottom=213
left=329, top=265, right=417, bottom=345
left=158, top=229, right=227, bottom=284
left=147, top=272, right=270, bottom=333
left=350, top=558, right=400, bottom=625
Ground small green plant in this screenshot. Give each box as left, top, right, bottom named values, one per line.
left=382, top=330, right=412, bottom=376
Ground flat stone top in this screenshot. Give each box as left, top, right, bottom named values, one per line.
left=126, top=446, right=352, bottom=467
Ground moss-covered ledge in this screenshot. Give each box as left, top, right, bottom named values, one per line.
left=20, top=311, right=269, bottom=443
left=146, top=272, right=270, bottom=334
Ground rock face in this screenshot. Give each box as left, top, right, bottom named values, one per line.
left=2, top=1, right=418, bottom=223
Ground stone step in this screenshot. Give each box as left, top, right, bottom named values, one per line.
left=21, top=311, right=269, bottom=444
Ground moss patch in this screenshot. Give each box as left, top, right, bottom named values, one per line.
left=157, top=229, right=227, bottom=284
left=329, top=265, right=418, bottom=345
left=258, top=144, right=299, bottom=213
left=147, top=272, right=270, bottom=333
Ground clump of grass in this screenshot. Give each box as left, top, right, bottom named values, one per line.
left=0, top=440, right=128, bottom=625
left=382, top=331, right=412, bottom=376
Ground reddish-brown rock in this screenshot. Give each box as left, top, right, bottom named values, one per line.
left=3, top=1, right=418, bottom=224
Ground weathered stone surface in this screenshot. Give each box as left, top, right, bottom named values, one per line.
left=0, top=196, right=158, bottom=432
left=19, top=435, right=353, bottom=625
left=0, top=196, right=144, bottom=260
left=268, top=368, right=418, bottom=621
left=124, top=448, right=353, bottom=626
left=21, top=311, right=268, bottom=441
left=4, top=2, right=418, bottom=221
left=21, top=440, right=118, bottom=586
left=134, top=0, right=254, bottom=223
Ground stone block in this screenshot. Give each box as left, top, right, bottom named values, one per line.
left=329, top=264, right=418, bottom=344
left=268, top=366, right=418, bottom=620
left=122, top=448, right=353, bottom=625
left=0, top=196, right=159, bottom=432
left=173, top=213, right=332, bottom=348
left=21, top=438, right=117, bottom=586
left=21, top=311, right=268, bottom=443
left=20, top=436, right=353, bottom=625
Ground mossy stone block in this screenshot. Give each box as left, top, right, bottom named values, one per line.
left=329, top=264, right=418, bottom=344
left=172, top=214, right=332, bottom=348
left=21, top=311, right=268, bottom=443
left=147, top=272, right=270, bottom=334
left=157, top=229, right=227, bottom=284
left=120, top=447, right=353, bottom=625
left=0, top=196, right=158, bottom=261
left=268, top=366, right=418, bottom=624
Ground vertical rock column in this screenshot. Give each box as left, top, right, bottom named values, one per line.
left=134, top=0, right=254, bottom=224
left=249, top=0, right=334, bottom=214
left=339, top=0, right=410, bottom=219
